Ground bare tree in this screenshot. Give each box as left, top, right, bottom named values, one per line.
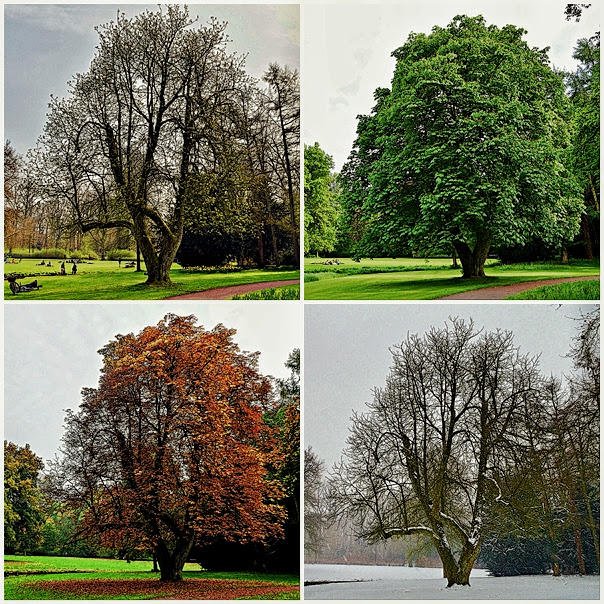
left=304, top=447, right=327, bottom=561
left=263, top=64, right=300, bottom=266
left=36, top=6, right=248, bottom=284
left=328, top=318, right=542, bottom=586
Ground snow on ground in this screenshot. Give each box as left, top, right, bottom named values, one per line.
left=304, top=564, right=600, bottom=600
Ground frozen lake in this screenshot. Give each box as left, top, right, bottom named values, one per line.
left=304, top=563, right=600, bottom=600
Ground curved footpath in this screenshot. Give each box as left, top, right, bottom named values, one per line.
left=437, top=276, right=599, bottom=300
left=164, top=279, right=300, bottom=300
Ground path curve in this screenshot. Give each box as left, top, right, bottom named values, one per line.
left=164, top=279, right=300, bottom=300
left=437, top=276, right=599, bottom=300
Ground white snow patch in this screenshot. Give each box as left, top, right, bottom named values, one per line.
left=304, top=564, right=600, bottom=600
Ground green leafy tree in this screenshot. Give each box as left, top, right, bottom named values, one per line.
left=567, top=34, right=600, bottom=258
left=4, top=441, right=45, bottom=553
left=304, top=143, right=339, bottom=255
left=341, top=15, right=583, bottom=277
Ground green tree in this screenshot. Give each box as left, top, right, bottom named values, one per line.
left=567, top=34, right=600, bottom=259
left=4, top=441, right=45, bottom=553
left=341, top=15, right=583, bottom=277
left=304, top=143, right=339, bottom=255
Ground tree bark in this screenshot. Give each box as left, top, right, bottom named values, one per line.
left=452, top=234, right=491, bottom=279
left=581, top=213, right=594, bottom=260
left=155, top=534, right=194, bottom=582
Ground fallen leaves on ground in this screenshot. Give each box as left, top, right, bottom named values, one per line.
left=31, top=578, right=299, bottom=600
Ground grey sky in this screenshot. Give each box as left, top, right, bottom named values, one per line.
left=304, top=303, right=598, bottom=470
left=304, top=1, right=600, bottom=170
left=5, top=302, right=302, bottom=465
left=4, top=3, right=300, bottom=156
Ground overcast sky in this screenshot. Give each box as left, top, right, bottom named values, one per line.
left=304, top=1, right=600, bottom=170
left=4, top=3, right=300, bottom=156
left=304, top=303, right=598, bottom=470
left=5, top=302, right=302, bottom=465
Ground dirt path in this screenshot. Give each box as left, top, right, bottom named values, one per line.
left=164, top=279, right=299, bottom=300
left=437, top=276, right=599, bottom=300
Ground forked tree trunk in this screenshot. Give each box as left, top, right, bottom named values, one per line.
left=131, top=214, right=183, bottom=286
left=155, top=534, right=195, bottom=582
left=453, top=235, right=491, bottom=279
left=434, top=533, right=480, bottom=587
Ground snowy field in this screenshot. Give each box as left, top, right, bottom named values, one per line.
left=304, top=564, right=600, bottom=600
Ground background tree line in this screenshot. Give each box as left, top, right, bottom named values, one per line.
left=304, top=8, right=599, bottom=273
left=4, top=319, right=300, bottom=581
left=4, top=5, right=299, bottom=282
left=305, top=310, right=599, bottom=584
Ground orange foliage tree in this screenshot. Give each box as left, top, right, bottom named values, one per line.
left=52, top=314, right=286, bottom=581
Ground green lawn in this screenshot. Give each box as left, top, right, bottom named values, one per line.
left=505, top=279, right=600, bottom=300
left=4, top=260, right=299, bottom=300
left=304, top=257, right=600, bottom=300
left=5, top=555, right=299, bottom=600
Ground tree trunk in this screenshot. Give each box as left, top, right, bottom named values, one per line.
left=257, top=226, right=265, bottom=268
left=435, top=538, right=478, bottom=587
left=155, top=534, right=194, bottom=582
left=131, top=214, right=182, bottom=286
left=453, top=235, right=491, bottom=279
left=581, top=213, right=594, bottom=260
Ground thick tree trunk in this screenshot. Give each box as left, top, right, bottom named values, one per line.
left=581, top=213, right=594, bottom=260
left=155, top=534, right=194, bottom=582
left=452, top=235, right=491, bottom=279
left=131, top=214, right=182, bottom=286
left=434, top=536, right=479, bottom=587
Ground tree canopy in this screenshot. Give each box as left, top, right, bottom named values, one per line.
left=304, top=143, right=339, bottom=255
left=4, top=441, right=45, bottom=554
left=340, top=15, right=583, bottom=277
left=49, top=314, right=286, bottom=581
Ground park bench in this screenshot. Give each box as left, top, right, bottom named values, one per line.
left=124, top=261, right=136, bottom=268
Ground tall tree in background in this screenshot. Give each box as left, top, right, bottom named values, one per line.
left=567, top=33, right=600, bottom=259
left=340, top=15, right=583, bottom=276
left=328, top=318, right=543, bottom=586
left=4, top=441, right=45, bottom=554
left=49, top=314, right=286, bottom=581
left=264, top=64, right=300, bottom=266
left=304, top=143, right=339, bottom=256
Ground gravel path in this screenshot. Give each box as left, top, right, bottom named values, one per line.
left=164, top=279, right=300, bottom=300
left=437, top=276, right=599, bottom=300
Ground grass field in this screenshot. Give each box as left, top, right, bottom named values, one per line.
left=304, top=257, right=600, bottom=300
left=4, top=555, right=299, bottom=600
left=505, top=279, right=600, bottom=300
left=4, top=259, right=299, bottom=300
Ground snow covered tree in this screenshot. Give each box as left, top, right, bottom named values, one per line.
left=328, top=318, right=543, bottom=586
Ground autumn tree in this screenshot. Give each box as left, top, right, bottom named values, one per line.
left=340, top=15, right=583, bottom=277
left=49, top=314, right=286, bottom=581
left=4, top=441, right=45, bottom=554
left=328, top=318, right=544, bottom=586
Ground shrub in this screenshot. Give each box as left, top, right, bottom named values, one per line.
left=106, top=248, right=136, bottom=261
left=232, top=286, right=300, bottom=300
